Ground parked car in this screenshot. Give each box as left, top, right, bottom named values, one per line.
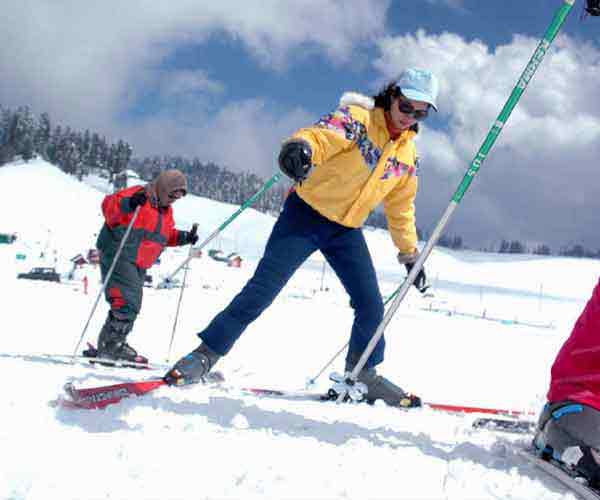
left=17, top=267, right=61, bottom=283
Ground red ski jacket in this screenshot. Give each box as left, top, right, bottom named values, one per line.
left=548, top=278, right=600, bottom=410
left=96, top=185, right=184, bottom=269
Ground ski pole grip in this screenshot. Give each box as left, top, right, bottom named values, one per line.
left=191, top=223, right=198, bottom=238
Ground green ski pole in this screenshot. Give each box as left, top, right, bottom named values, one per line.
left=158, top=172, right=282, bottom=288
left=337, top=0, right=575, bottom=402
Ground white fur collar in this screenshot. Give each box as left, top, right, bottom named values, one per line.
left=339, top=92, right=374, bottom=110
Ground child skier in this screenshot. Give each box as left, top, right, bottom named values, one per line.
left=89, top=169, right=198, bottom=362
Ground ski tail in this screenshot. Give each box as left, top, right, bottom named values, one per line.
left=426, top=402, right=536, bottom=434
left=426, top=402, right=534, bottom=416
left=472, top=417, right=536, bottom=434
left=63, top=379, right=166, bottom=409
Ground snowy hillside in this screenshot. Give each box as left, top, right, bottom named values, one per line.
left=1, top=159, right=598, bottom=500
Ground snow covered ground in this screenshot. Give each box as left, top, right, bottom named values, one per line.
left=1, top=159, right=597, bottom=500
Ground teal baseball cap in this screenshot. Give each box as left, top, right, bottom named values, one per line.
left=397, top=68, right=439, bottom=111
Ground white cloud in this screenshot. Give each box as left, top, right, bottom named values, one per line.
left=114, top=99, right=315, bottom=179
left=0, top=0, right=388, bottom=131
left=158, top=70, right=225, bottom=99
left=415, top=128, right=463, bottom=174
left=374, top=30, right=600, bottom=248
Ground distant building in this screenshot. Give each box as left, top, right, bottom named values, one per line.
left=70, top=253, right=87, bottom=266
left=228, top=255, right=243, bottom=268
left=208, top=249, right=243, bottom=268
left=114, top=169, right=142, bottom=191
left=0, top=232, right=17, bottom=244
left=87, top=248, right=100, bottom=264
left=190, top=248, right=203, bottom=259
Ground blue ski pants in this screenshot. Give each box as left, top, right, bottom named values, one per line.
left=199, top=191, right=386, bottom=368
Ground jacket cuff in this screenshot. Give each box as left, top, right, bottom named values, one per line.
left=397, top=251, right=418, bottom=265
left=176, top=230, right=189, bottom=246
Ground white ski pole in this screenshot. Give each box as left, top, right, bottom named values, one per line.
left=164, top=223, right=198, bottom=363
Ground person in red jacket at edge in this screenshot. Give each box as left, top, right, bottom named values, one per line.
left=84, top=169, right=198, bottom=363
left=534, top=278, right=600, bottom=488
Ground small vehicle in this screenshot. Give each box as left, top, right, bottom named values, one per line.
left=17, top=267, right=61, bottom=283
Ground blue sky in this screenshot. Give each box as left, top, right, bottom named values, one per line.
left=2, top=0, right=600, bottom=250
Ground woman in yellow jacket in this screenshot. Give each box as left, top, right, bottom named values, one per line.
left=166, top=68, right=439, bottom=406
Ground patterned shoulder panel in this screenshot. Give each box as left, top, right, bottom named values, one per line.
left=315, top=106, right=364, bottom=141
left=380, top=157, right=418, bottom=180
left=315, top=106, right=381, bottom=171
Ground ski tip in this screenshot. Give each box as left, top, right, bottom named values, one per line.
left=62, top=381, right=82, bottom=405
left=51, top=396, right=85, bottom=410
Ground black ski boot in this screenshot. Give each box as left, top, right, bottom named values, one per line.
left=345, top=357, right=421, bottom=408
left=164, top=343, right=220, bottom=386
left=95, top=313, right=147, bottom=364
left=573, top=446, right=600, bottom=489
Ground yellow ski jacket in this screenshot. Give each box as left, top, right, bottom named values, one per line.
left=290, top=92, right=420, bottom=254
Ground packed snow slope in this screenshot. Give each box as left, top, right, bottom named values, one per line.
left=1, top=159, right=598, bottom=500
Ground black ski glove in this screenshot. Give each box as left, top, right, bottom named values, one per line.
left=404, top=262, right=429, bottom=294
left=586, top=0, right=600, bottom=16
left=398, top=251, right=429, bottom=294
left=278, top=140, right=313, bottom=183
left=181, top=223, right=199, bottom=246
left=129, top=190, right=148, bottom=210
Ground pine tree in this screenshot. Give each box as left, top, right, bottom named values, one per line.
left=116, top=140, right=132, bottom=173
left=88, top=133, right=101, bottom=170
left=107, top=143, right=119, bottom=182
left=47, top=125, right=62, bottom=164
left=509, top=240, right=526, bottom=254
left=14, top=106, right=36, bottom=161
left=34, top=112, right=52, bottom=160
left=0, top=108, right=16, bottom=164
left=97, top=136, right=109, bottom=171
left=533, top=244, right=552, bottom=255
left=451, top=235, right=463, bottom=249
left=81, top=129, right=91, bottom=167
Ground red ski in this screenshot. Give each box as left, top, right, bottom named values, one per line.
left=60, top=371, right=226, bottom=409
left=59, top=377, right=536, bottom=432
left=63, top=379, right=166, bottom=409
left=426, top=402, right=535, bottom=417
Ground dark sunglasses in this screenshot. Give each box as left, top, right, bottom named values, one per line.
left=168, top=189, right=186, bottom=200
left=397, top=98, right=429, bottom=121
